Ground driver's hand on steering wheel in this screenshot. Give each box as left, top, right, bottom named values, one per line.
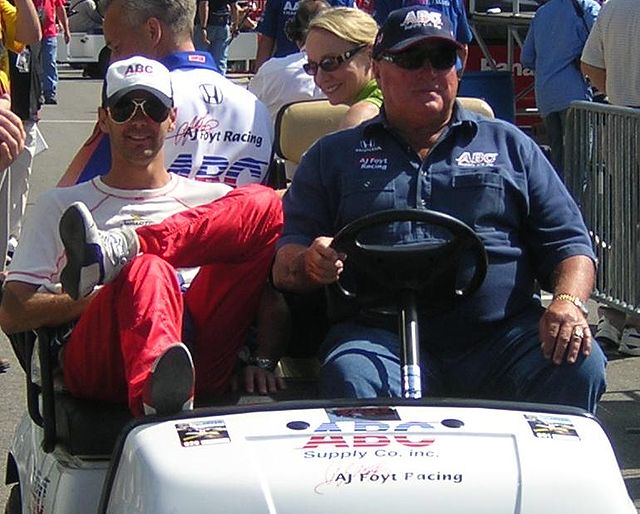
left=304, top=237, right=346, bottom=285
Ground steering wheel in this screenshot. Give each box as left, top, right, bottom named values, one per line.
left=328, top=209, right=488, bottom=317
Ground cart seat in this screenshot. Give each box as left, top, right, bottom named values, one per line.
left=54, top=393, right=132, bottom=456
left=7, top=326, right=134, bottom=455
left=7, top=328, right=322, bottom=456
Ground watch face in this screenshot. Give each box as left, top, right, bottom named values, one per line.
left=250, top=356, right=277, bottom=372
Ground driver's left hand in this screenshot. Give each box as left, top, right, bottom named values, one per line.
left=231, top=365, right=286, bottom=395
left=539, top=300, right=592, bottom=365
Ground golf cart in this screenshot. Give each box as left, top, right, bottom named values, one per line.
left=56, top=32, right=110, bottom=79
left=4, top=210, right=636, bottom=513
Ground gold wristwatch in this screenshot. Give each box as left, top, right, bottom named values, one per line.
left=553, top=293, right=589, bottom=316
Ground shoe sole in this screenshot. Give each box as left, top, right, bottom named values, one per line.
left=146, top=344, right=195, bottom=416
left=59, top=205, right=92, bottom=301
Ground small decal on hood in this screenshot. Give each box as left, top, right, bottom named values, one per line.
left=525, top=414, right=579, bottom=439
left=175, top=419, right=230, bottom=447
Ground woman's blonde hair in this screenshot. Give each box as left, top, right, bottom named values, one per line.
left=308, top=7, right=379, bottom=46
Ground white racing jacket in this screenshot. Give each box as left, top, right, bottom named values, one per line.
left=162, top=52, right=274, bottom=186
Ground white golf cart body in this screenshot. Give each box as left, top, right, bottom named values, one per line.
left=56, top=33, right=105, bottom=65
left=7, top=397, right=636, bottom=513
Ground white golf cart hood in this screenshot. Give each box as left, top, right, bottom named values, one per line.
left=103, top=402, right=635, bottom=513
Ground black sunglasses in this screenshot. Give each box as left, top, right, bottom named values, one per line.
left=303, top=43, right=368, bottom=76
left=108, top=97, right=171, bottom=124
left=378, top=44, right=458, bottom=71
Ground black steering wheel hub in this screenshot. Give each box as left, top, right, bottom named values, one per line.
left=328, top=209, right=488, bottom=317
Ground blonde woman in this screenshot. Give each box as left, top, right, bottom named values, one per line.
left=303, top=7, right=381, bottom=128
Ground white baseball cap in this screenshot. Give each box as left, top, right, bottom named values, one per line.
left=103, top=56, right=173, bottom=108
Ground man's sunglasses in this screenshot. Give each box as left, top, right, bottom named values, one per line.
left=378, top=44, right=458, bottom=71
left=303, top=43, right=368, bottom=76
left=107, top=97, right=171, bottom=124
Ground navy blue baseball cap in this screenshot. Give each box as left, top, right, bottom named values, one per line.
left=373, top=6, right=463, bottom=58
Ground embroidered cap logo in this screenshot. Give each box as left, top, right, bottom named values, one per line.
left=124, top=63, right=155, bottom=77
left=400, top=10, right=443, bottom=31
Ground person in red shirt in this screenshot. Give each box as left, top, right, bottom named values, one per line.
left=35, top=0, right=70, bottom=104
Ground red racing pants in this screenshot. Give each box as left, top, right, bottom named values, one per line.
left=62, top=185, right=283, bottom=415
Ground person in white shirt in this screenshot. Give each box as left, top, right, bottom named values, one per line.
left=0, top=57, right=285, bottom=415
left=581, top=0, right=640, bottom=108
left=248, top=0, right=329, bottom=124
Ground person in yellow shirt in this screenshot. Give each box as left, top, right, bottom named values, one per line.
left=0, top=0, right=39, bottom=373
left=0, top=0, right=41, bottom=94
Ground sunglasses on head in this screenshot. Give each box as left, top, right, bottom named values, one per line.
left=303, top=43, right=368, bottom=76
left=378, top=44, right=458, bottom=71
left=107, top=97, right=171, bottom=124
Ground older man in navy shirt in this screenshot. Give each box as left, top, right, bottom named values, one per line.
left=273, top=7, right=606, bottom=413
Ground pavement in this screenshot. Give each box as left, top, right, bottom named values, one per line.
left=1, top=66, right=639, bottom=512
left=594, top=342, right=640, bottom=510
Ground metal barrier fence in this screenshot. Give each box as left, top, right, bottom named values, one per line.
left=564, top=100, right=640, bottom=316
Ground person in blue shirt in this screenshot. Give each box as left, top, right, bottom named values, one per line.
left=372, top=0, right=472, bottom=44
left=254, top=0, right=354, bottom=70
left=272, top=6, right=607, bottom=414
left=522, top=0, right=600, bottom=179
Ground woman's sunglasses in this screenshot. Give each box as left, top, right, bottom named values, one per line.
left=303, top=43, right=368, bottom=76
left=378, top=44, right=458, bottom=71
left=107, top=97, right=171, bottom=124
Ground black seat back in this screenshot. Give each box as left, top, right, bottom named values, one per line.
left=7, top=327, right=132, bottom=455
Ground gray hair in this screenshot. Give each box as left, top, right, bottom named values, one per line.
left=103, top=0, right=195, bottom=38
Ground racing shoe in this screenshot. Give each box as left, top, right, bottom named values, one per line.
left=143, top=343, right=195, bottom=416
left=59, top=201, right=139, bottom=300
left=619, top=327, right=640, bottom=356
left=595, top=315, right=621, bottom=349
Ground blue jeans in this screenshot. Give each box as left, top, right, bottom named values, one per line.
left=196, top=24, right=231, bottom=75
left=319, top=310, right=607, bottom=414
left=41, top=35, right=58, bottom=100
